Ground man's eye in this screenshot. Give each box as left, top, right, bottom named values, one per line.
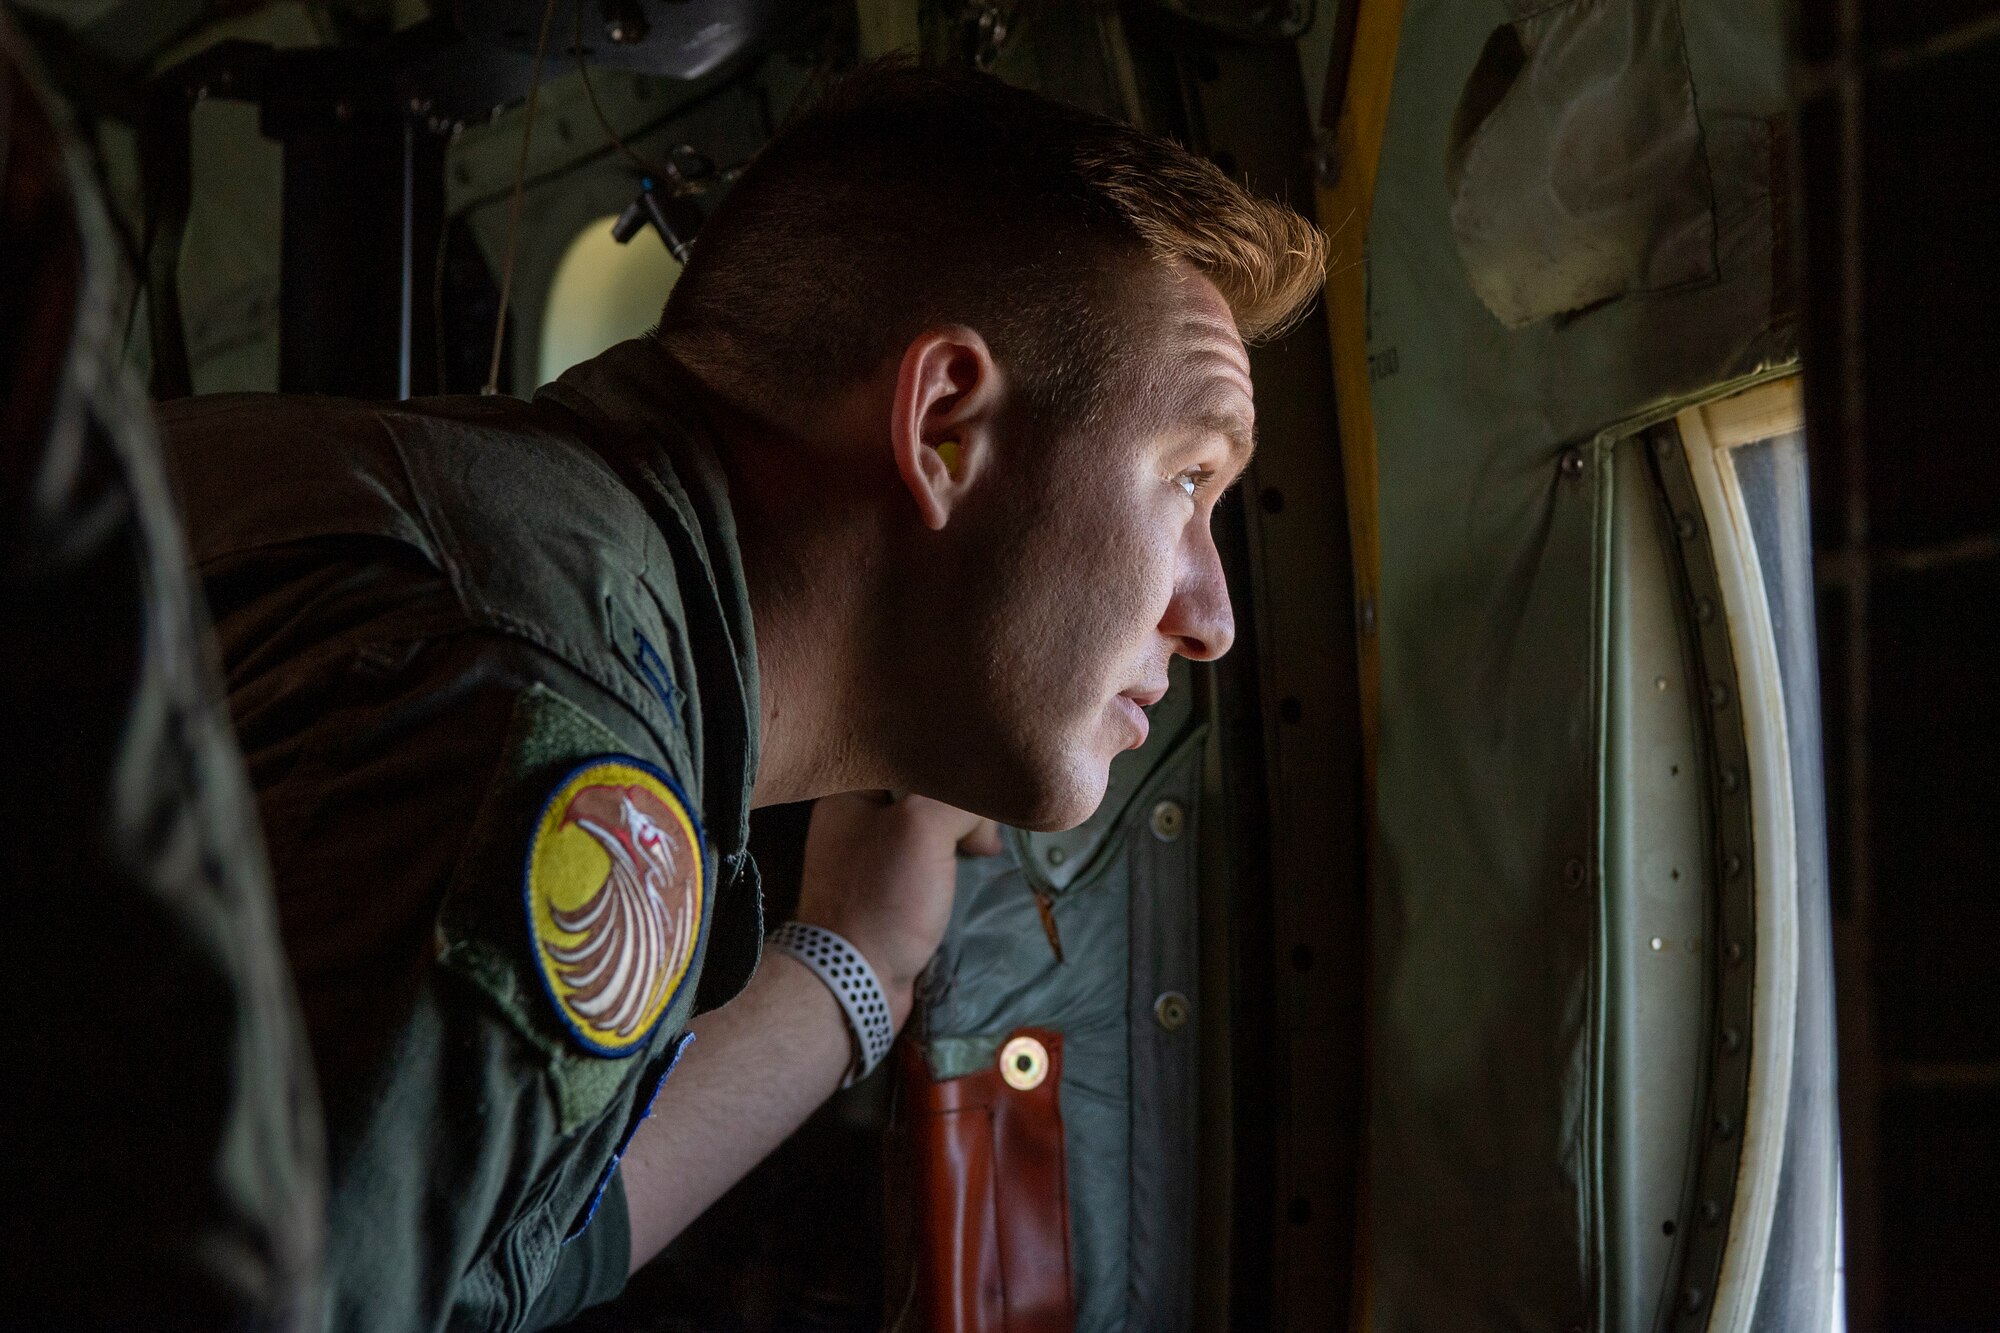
left=1176, top=468, right=1215, bottom=499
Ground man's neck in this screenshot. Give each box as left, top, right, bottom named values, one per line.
left=703, top=408, right=891, bottom=810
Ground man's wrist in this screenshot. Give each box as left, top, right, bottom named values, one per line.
left=767, top=921, right=900, bottom=1085
left=787, top=913, right=920, bottom=1030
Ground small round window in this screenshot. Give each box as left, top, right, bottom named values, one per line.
left=537, top=215, right=682, bottom=387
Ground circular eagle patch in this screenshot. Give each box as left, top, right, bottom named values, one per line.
left=524, top=758, right=706, bottom=1056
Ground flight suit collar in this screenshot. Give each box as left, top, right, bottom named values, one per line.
left=534, top=336, right=761, bottom=863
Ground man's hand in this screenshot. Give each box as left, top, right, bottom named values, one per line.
left=619, top=792, right=1000, bottom=1276
left=793, top=792, right=1001, bottom=1026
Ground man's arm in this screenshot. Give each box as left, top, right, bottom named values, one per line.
left=621, top=791, right=1000, bottom=1274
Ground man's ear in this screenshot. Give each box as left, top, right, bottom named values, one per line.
left=889, top=326, right=1005, bottom=532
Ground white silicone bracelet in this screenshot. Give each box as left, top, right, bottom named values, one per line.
left=768, top=921, right=895, bottom=1087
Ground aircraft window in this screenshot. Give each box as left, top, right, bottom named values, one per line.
left=537, top=214, right=682, bottom=387
left=1676, top=377, right=1842, bottom=1333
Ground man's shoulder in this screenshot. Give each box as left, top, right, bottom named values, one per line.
left=163, top=389, right=707, bottom=781
left=160, top=390, right=651, bottom=546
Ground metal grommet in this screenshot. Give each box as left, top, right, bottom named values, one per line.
left=999, top=1034, right=1049, bottom=1091
left=1154, top=991, right=1191, bottom=1031
left=1046, top=846, right=1067, bottom=866
left=1559, top=448, right=1585, bottom=478
left=1150, top=800, right=1185, bottom=842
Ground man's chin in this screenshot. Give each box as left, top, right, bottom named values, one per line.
left=1000, top=756, right=1112, bottom=833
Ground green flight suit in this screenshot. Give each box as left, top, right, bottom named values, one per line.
left=2, top=18, right=324, bottom=1329
left=157, top=337, right=766, bottom=1332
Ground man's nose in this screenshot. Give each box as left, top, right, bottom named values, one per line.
left=1161, top=535, right=1235, bottom=662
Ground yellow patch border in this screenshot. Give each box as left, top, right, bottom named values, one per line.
left=523, top=756, right=705, bottom=1056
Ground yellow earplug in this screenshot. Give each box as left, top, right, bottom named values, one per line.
left=936, top=440, right=961, bottom=475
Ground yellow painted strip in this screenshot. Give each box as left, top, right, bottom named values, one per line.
left=1317, top=0, right=1406, bottom=787
left=1314, top=6, right=1407, bottom=1331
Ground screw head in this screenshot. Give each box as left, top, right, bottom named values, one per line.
left=1154, top=991, right=1191, bottom=1031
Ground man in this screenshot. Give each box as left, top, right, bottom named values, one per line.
left=159, top=61, right=1325, bottom=1329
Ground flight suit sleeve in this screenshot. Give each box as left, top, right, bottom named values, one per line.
left=202, top=541, right=717, bottom=1333
left=520, top=1172, right=631, bottom=1329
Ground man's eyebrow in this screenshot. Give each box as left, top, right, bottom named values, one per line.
left=1193, top=409, right=1257, bottom=461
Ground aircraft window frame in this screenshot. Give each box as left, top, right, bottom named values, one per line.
left=1675, top=377, right=1842, bottom=1333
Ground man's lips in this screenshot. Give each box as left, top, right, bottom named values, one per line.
left=1113, top=684, right=1168, bottom=748
left=1113, top=694, right=1150, bottom=746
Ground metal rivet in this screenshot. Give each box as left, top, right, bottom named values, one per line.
left=1559, top=449, right=1585, bottom=478
left=999, top=1034, right=1049, bottom=1091
left=1676, top=514, right=1698, bottom=539
left=1683, top=1284, right=1706, bottom=1313
left=1720, top=767, right=1741, bottom=793
left=1652, top=436, right=1677, bottom=460
left=1694, top=597, right=1715, bottom=623
left=1656, top=676, right=1670, bottom=692
left=1714, top=1114, right=1736, bottom=1140
left=1564, top=857, right=1587, bottom=889
left=1725, top=940, right=1745, bottom=965
left=1721, top=1026, right=1743, bottom=1053
left=1154, top=991, right=1191, bottom=1031
left=1046, top=846, right=1067, bottom=866
left=1708, top=682, right=1730, bottom=708
left=1723, top=854, right=1744, bottom=879
left=1650, top=936, right=1666, bottom=952
left=1150, top=800, right=1185, bottom=842
left=1701, top=1199, right=1723, bottom=1225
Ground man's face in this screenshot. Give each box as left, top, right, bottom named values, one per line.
left=936, top=263, right=1253, bottom=829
